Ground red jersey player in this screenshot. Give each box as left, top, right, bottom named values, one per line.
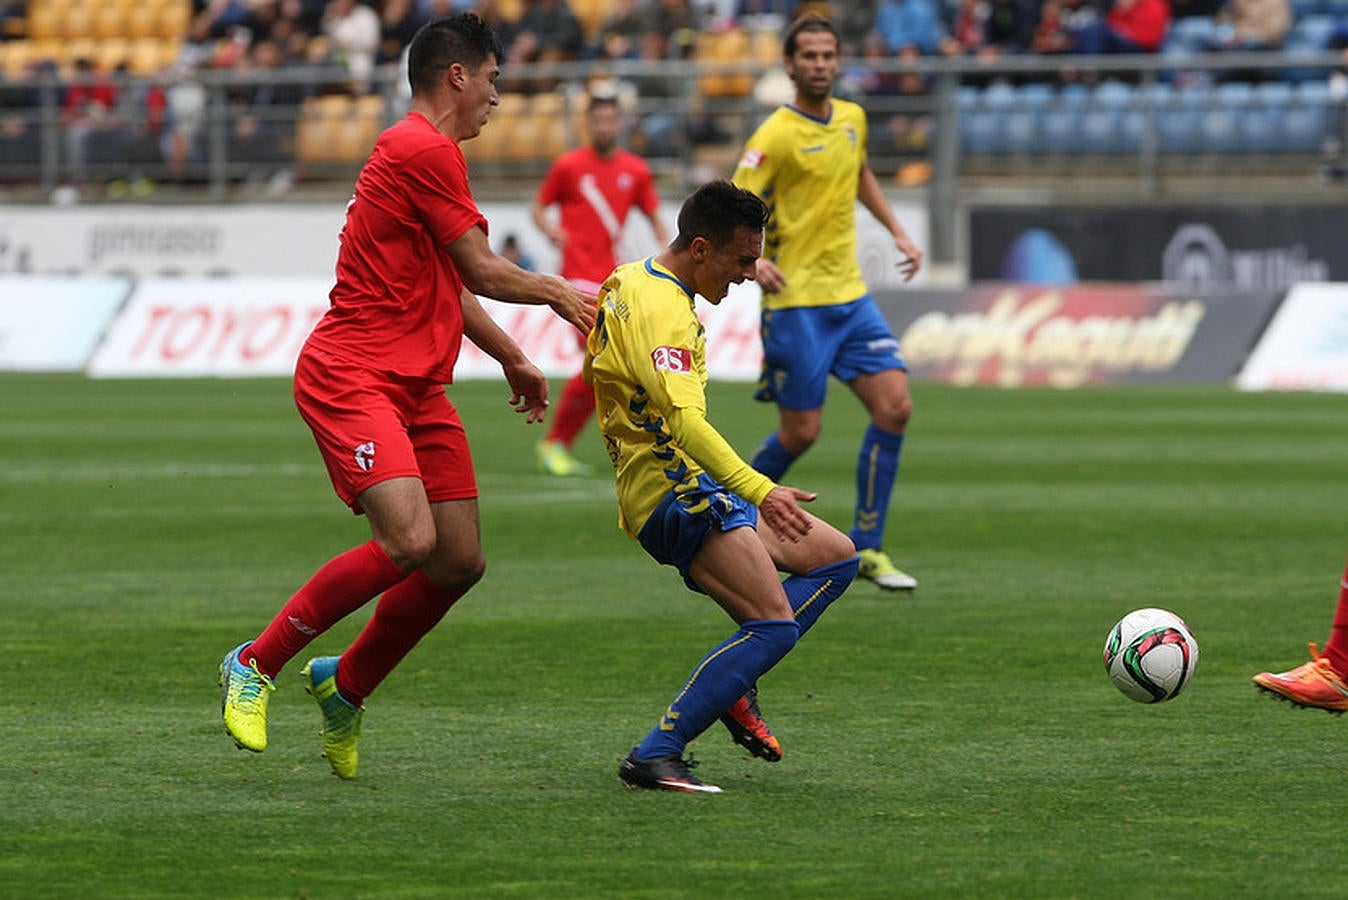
left=530, top=92, right=668, bottom=476
left=218, top=13, right=595, bottom=779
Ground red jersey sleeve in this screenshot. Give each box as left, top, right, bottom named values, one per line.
left=403, top=141, right=488, bottom=248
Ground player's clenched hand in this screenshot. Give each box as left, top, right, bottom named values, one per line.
left=754, top=258, right=787, bottom=294
left=551, top=280, right=597, bottom=335
left=502, top=359, right=550, bottom=424
left=759, top=485, right=815, bottom=543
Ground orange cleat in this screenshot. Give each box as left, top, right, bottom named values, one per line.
left=1253, top=643, right=1348, bottom=714
left=720, top=686, right=783, bottom=762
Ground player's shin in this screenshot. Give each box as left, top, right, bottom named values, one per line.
left=749, top=432, right=797, bottom=480
left=849, top=424, right=904, bottom=550
left=635, top=618, right=799, bottom=759
left=786, top=555, right=861, bottom=635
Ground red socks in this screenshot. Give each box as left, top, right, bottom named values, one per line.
left=544, top=371, right=595, bottom=447
left=1322, top=559, right=1348, bottom=675
left=244, top=540, right=406, bottom=678
left=336, top=569, right=466, bottom=705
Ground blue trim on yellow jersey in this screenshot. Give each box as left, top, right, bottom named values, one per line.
left=644, top=257, right=694, bottom=301
left=786, top=103, right=833, bottom=126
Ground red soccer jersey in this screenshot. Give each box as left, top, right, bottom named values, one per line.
left=306, top=112, right=488, bottom=383
left=535, top=146, right=660, bottom=284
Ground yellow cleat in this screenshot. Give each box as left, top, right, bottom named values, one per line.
left=302, top=656, right=363, bottom=779
left=857, top=548, right=918, bottom=591
left=536, top=439, right=592, bottom=477
left=220, top=643, right=275, bottom=752
left=1253, top=643, right=1348, bottom=714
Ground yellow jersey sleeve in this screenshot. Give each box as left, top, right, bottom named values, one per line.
left=732, top=101, right=870, bottom=311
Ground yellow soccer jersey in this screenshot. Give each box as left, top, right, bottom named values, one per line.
left=732, top=99, right=870, bottom=311
left=584, top=258, right=775, bottom=538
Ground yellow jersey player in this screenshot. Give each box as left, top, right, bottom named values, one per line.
left=586, top=180, right=859, bottom=793
left=733, top=12, right=924, bottom=592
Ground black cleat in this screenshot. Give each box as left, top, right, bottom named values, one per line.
left=619, top=748, right=723, bottom=793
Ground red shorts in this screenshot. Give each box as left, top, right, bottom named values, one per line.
left=293, top=345, right=477, bottom=513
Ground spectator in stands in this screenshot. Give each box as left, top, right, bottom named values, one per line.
left=1070, top=0, right=1170, bottom=53
left=596, top=0, right=656, bottom=60
left=474, top=0, right=522, bottom=53
left=501, top=233, right=537, bottom=271
left=198, top=0, right=255, bottom=39
left=507, top=0, right=586, bottom=64
left=653, top=0, right=703, bottom=59
left=875, top=0, right=963, bottom=57
left=324, top=0, right=383, bottom=93
left=160, top=62, right=208, bottom=181
left=380, top=0, right=432, bottom=63
left=1203, top=0, right=1292, bottom=50
left=60, top=58, right=120, bottom=187
left=0, top=61, right=44, bottom=176
left=108, top=63, right=167, bottom=197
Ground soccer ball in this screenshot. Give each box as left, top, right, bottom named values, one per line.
left=1103, top=607, right=1199, bottom=703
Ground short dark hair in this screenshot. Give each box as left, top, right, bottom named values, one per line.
left=784, top=11, right=838, bottom=56
left=407, top=13, right=504, bottom=96
left=671, top=181, right=768, bottom=252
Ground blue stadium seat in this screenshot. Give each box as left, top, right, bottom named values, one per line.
left=1153, top=85, right=1209, bottom=154
left=1165, top=16, right=1219, bottom=53
left=1283, top=15, right=1338, bottom=81
left=1290, top=0, right=1324, bottom=17
left=1281, top=81, right=1333, bottom=151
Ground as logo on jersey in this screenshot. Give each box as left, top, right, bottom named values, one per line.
left=651, top=345, right=693, bottom=374
left=738, top=149, right=765, bottom=170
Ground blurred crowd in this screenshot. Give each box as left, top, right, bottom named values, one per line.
left=0, top=0, right=1342, bottom=192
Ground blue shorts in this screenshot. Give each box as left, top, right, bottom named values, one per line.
left=637, top=473, right=758, bottom=594
left=754, top=296, right=907, bottom=410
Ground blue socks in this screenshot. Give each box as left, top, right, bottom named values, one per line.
left=635, top=619, right=799, bottom=760
left=850, top=424, right=904, bottom=552
left=749, top=432, right=796, bottom=481
left=785, top=556, right=860, bottom=635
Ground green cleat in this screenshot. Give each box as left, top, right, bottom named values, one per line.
left=301, top=656, right=363, bottom=779
left=857, top=548, right=918, bottom=591
left=220, top=642, right=275, bottom=753
left=536, top=439, right=592, bottom=477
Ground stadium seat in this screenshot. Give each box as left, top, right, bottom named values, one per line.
left=1282, top=15, right=1338, bottom=81
left=1282, top=81, right=1333, bottom=151
left=1152, top=84, right=1208, bottom=154
left=696, top=29, right=754, bottom=98
left=1290, top=0, right=1324, bottom=16
left=24, top=4, right=60, bottom=41
left=158, top=0, right=192, bottom=41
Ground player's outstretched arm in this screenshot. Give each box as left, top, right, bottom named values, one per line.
left=447, top=226, right=597, bottom=334
left=460, top=287, right=550, bottom=423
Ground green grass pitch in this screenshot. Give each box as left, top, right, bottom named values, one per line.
left=3, top=374, right=1347, bottom=898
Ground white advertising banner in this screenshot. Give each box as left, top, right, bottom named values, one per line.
left=87, top=277, right=333, bottom=377
left=0, top=200, right=930, bottom=287
left=0, top=275, right=129, bottom=371
left=1236, top=283, right=1348, bottom=392
left=88, top=277, right=764, bottom=380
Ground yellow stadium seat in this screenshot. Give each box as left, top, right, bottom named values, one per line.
left=94, top=5, right=127, bottom=40
left=696, top=29, right=753, bottom=98
left=61, top=4, right=96, bottom=40
left=94, top=38, right=131, bottom=72
left=125, top=5, right=158, bottom=40
left=25, top=4, right=61, bottom=41
left=158, top=0, right=191, bottom=41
